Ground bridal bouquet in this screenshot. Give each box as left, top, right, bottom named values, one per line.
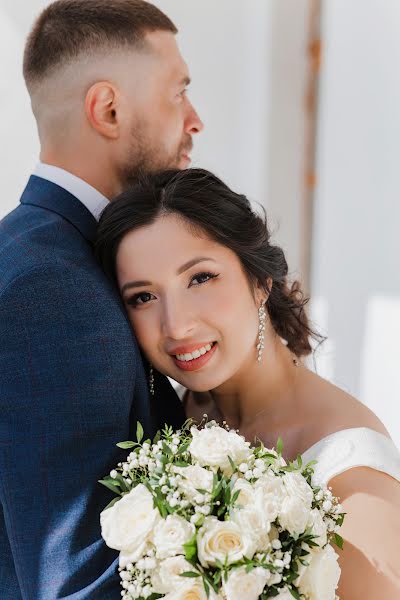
left=100, top=421, right=344, bottom=600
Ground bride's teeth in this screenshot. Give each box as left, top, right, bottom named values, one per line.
left=175, top=343, right=215, bottom=362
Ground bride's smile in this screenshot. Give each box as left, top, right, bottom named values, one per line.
left=116, top=212, right=264, bottom=394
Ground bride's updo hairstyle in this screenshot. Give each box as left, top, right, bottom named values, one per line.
left=96, top=168, right=320, bottom=357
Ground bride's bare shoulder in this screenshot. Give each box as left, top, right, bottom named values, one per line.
left=299, top=369, right=390, bottom=448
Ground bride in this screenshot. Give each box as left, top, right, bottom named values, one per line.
left=95, top=168, right=400, bottom=598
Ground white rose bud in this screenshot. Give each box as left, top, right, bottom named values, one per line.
left=154, top=515, right=195, bottom=560
left=223, top=566, right=269, bottom=600
left=282, top=472, right=313, bottom=509
left=188, top=426, right=251, bottom=475
left=307, top=508, right=328, bottom=547
left=278, top=496, right=309, bottom=537
left=151, top=556, right=193, bottom=594
left=100, top=484, right=160, bottom=567
left=173, top=465, right=214, bottom=503
left=273, top=590, right=296, bottom=600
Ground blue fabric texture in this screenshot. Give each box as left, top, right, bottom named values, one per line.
left=0, top=175, right=185, bottom=599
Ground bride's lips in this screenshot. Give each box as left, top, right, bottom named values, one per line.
left=172, top=342, right=217, bottom=372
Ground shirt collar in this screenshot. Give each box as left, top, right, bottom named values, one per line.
left=33, top=162, right=109, bottom=221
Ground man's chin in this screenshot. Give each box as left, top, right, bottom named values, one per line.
left=177, top=154, right=192, bottom=169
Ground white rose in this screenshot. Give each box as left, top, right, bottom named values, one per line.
left=282, top=472, right=313, bottom=509
left=230, top=488, right=272, bottom=551
left=269, top=590, right=295, bottom=600
left=151, top=556, right=193, bottom=594
left=231, top=478, right=255, bottom=508
left=297, top=544, right=341, bottom=600
left=163, top=580, right=219, bottom=600
left=154, top=514, right=195, bottom=559
left=189, top=426, right=251, bottom=475
left=223, top=566, right=269, bottom=600
left=174, top=465, right=214, bottom=502
left=100, top=483, right=160, bottom=567
left=255, top=472, right=285, bottom=522
left=197, top=516, right=257, bottom=567
left=307, top=508, right=328, bottom=547
left=278, top=495, right=309, bottom=536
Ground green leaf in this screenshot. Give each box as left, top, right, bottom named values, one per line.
left=289, top=587, right=301, bottom=600
left=181, top=571, right=201, bottom=578
left=231, top=489, right=241, bottom=505
left=334, top=533, right=344, bottom=550
left=227, top=455, right=236, bottom=474
left=276, top=437, right=284, bottom=456
left=162, top=442, right=174, bottom=457
left=183, top=535, right=198, bottom=562
left=102, top=496, right=121, bottom=510
left=98, top=479, right=122, bottom=495
left=116, top=441, right=136, bottom=449
left=136, top=422, right=144, bottom=444
left=203, top=578, right=210, bottom=598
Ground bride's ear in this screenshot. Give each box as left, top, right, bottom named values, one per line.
left=255, top=277, right=272, bottom=306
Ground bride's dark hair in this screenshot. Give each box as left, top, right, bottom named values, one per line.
left=95, top=168, right=321, bottom=357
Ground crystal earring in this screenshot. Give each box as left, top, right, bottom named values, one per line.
left=149, top=364, right=155, bottom=396
left=257, top=303, right=266, bottom=362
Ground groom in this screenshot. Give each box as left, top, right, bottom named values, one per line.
left=0, top=1, right=203, bottom=598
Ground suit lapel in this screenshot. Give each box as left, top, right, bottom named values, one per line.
left=20, top=175, right=97, bottom=243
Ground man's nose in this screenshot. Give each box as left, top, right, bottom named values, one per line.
left=185, top=100, right=204, bottom=135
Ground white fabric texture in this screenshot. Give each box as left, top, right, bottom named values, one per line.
left=302, top=427, right=400, bottom=486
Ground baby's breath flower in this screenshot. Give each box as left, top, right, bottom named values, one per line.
left=110, top=470, right=118, bottom=479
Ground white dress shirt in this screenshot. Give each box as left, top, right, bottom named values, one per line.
left=33, top=162, right=109, bottom=221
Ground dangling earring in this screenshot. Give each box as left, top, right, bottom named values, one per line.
left=149, top=364, right=155, bottom=396
left=257, top=303, right=266, bottom=362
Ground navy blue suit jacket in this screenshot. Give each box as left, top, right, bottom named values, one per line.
left=0, top=176, right=185, bottom=599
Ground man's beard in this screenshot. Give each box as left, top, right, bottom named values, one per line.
left=118, top=124, right=192, bottom=190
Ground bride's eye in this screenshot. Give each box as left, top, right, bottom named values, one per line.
left=190, top=272, right=219, bottom=286
left=126, top=292, right=155, bottom=307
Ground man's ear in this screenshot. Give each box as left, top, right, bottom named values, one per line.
left=85, top=81, right=120, bottom=139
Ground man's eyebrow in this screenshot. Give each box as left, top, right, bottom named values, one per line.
left=120, top=257, right=215, bottom=296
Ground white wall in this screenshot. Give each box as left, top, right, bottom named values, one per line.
left=311, top=0, right=400, bottom=445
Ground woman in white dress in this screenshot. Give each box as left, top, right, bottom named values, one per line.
left=96, top=168, right=400, bottom=598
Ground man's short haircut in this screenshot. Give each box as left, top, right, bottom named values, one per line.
left=23, top=0, right=178, bottom=92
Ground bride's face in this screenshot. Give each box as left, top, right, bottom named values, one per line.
left=116, top=213, right=263, bottom=391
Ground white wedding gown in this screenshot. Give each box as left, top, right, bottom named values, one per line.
left=301, top=427, right=400, bottom=486
left=174, top=382, right=400, bottom=486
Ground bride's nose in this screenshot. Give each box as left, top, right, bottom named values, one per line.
left=161, top=296, right=196, bottom=340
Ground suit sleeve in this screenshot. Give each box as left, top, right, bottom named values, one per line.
left=0, top=264, right=125, bottom=599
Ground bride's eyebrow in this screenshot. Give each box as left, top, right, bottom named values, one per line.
left=120, top=257, right=216, bottom=295
left=177, top=257, right=216, bottom=275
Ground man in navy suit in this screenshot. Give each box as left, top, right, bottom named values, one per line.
left=0, top=1, right=203, bottom=597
